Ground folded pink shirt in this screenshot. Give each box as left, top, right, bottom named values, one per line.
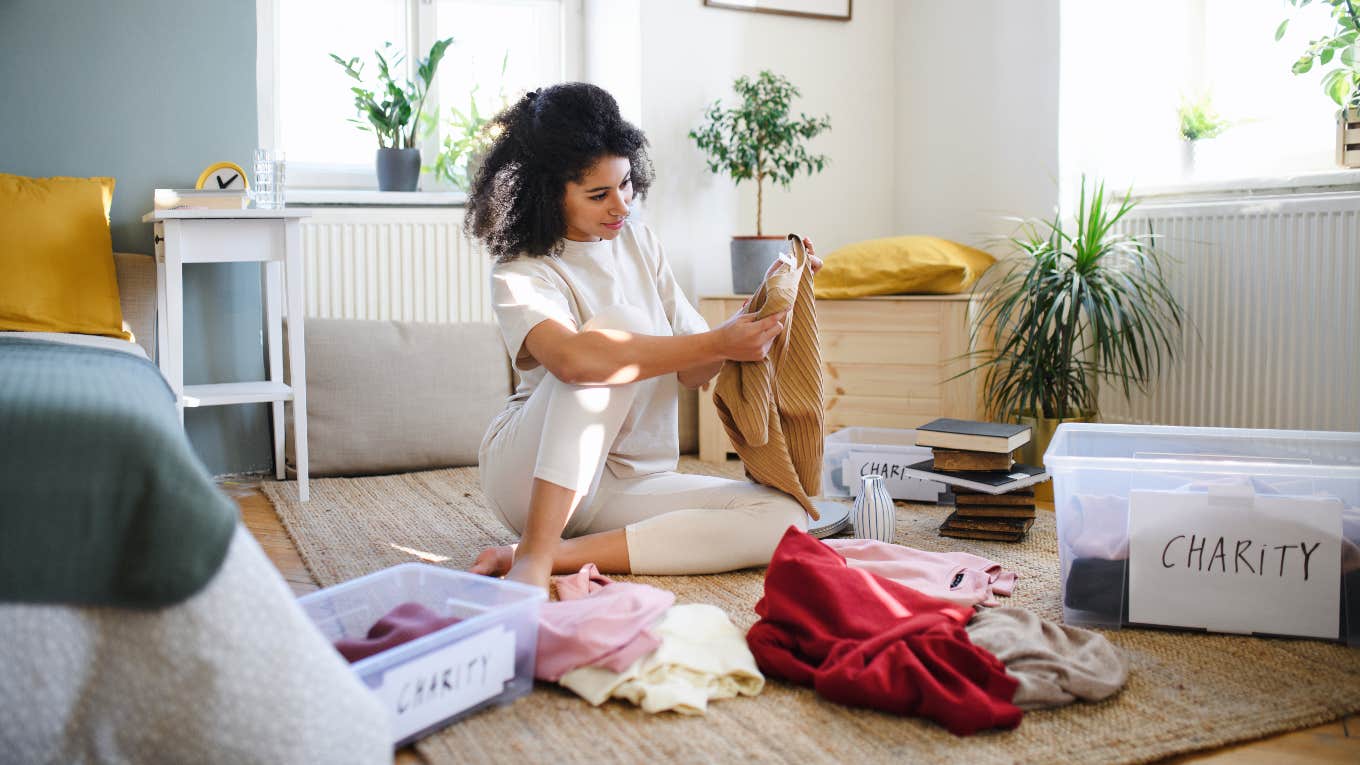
left=824, top=539, right=1017, bottom=608
left=535, top=564, right=674, bottom=681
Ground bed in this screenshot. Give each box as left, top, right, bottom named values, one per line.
left=0, top=253, right=390, bottom=763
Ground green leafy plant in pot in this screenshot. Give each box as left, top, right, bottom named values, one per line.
left=961, top=177, right=1188, bottom=479
left=1277, top=0, right=1360, bottom=167
left=1177, top=92, right=1231, bottom=177
left=427, top=54, right=509, bottom=192
left=331, top=37, right=452, bottom=191
left=690, top=70, right=830, bottom=293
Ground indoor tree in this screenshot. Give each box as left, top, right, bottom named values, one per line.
left=689, top=70, right=831, bottom=236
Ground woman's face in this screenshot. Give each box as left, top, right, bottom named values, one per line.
left=562, top=155, right=633, bottom=242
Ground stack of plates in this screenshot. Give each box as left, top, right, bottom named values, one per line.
left=807, top=499, right=851, bottom=539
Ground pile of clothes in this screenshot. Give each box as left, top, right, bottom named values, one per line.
left=747, top=528, right=1128, bottom=735
left=333, top=528, right=1129, bottom=732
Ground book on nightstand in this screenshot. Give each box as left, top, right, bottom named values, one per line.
left=915, top=418, right=1032, bottom=454
left=154, top=188, right=249, bottom=211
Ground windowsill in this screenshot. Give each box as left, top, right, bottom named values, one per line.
left=1132, top=168, right=1360, bottom=203
left=286, top=189, right=467, bottom=207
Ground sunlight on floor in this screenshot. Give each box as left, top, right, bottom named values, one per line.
left=386, top=542, right=451, bottom=563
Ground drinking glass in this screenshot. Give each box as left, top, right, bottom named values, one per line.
left=252, top=149, right=286, bottom=209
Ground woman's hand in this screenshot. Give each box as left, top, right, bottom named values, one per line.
left=804, top=237, right=824, bottom=276
left=762, top=237, right=824, bottom=282
left=713, top=310, right=788, bottom=362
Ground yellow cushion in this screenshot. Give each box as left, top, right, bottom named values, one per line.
left=813, top=235, right=996, bottom=299
left=0, top=173, right=129, bottom=339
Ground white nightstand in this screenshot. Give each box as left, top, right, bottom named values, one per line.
left=141, top=209, right=312, bottom=501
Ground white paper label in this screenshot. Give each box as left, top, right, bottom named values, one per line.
left=372, top=624, right=516, bottom=742
left=1128, top=489, right=1342, bottom=638
left=844, top=451, right=943, bottom=501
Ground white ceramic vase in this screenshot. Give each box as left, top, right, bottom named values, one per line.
left=852, top=474, right=896, bottom=543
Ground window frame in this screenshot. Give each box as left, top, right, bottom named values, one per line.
left=256, top=0, right=583, bottom=191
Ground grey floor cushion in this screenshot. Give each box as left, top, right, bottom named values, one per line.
left=288, top=318, right=511, bottom=477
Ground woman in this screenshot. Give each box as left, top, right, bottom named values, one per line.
left=465, top=83, right=820, bottom=589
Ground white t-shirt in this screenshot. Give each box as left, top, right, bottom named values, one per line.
left=486, top=222, right=709, bottom=478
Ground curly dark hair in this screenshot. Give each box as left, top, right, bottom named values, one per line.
left=464, top=82, right=654, bottom=262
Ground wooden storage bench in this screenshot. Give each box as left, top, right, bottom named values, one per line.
left=697, top=294, right=983, bottom=463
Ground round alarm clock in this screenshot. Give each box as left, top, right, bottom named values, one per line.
left=195, top=161, right=249, bottom=191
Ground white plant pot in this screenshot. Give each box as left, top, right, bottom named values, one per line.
left=1180, top=140, right=1197, bottom=179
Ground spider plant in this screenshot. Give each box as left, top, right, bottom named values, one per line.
left=963, top=177, right=1187, bottom=422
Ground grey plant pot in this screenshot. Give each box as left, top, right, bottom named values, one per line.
left=730, top=236, right=788, bottom=294
left=376, top=148, right=421, bottom=192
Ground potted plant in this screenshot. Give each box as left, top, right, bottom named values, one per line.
left=1278, top=0, right=1360, bottom=167
left=690, top=70, right=831, bottom=293
left=961, top=177, right=1188, bottom=475
left=330, top=37, right=452, bottom=191
left=1177, top=92, right=1231, bottom=177
left=427, top=55, right=509, bottom=192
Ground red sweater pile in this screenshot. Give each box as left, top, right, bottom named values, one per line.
left=747, top=528, right=1022, bottom=735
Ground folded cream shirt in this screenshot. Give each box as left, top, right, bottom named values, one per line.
left=485, top=222, right=709, bottom=478
left=558, top=603, right=765, bottom=715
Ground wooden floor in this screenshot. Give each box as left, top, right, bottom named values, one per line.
left=231, top=480, right=1358, bottom=764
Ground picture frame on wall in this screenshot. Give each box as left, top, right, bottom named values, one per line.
left=702, top=0, right=852, bottom=22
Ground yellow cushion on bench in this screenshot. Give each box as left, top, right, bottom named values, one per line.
left=813, top=235, right=995, bottom=299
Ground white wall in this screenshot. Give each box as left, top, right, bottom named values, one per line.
left=623, top=0, right=1059, bottom=298
left=893, top=1, right=1060, bottom=248
left=636, top=0, right=898, bottom=298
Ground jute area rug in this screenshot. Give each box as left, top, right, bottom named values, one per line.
left=263, top=459, right=1360, bottom=765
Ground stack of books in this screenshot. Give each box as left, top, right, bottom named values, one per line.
left=153, top=188, right=249, bottom=211
left=904, top=418, right=1049, bottom=543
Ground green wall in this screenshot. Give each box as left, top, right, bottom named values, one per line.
left=0, top=0, right=272, bottom=475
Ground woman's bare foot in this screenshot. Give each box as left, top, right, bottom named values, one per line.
left=469, top=545, right=515, bottom=577
left=503, top=555, right=553, bottom=591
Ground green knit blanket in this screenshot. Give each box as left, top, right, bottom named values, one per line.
left=0, top=337, right=237, bottom=607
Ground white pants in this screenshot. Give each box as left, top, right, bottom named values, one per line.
left=479, top=306, right=807, bottom=574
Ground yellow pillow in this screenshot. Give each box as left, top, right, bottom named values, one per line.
left=813, top=235, right=996, bottom=299
left=0, top=173, right=129, bottom=339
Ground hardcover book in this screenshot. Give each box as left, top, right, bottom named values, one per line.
left=950, top=505, right=1037, bottom=519
left=931, top=448, right=1014, bottom=472
left=955, top=491, right=1036, bottom=507
left=938, top=526, right=1027, bottom=542
left=915, top=418, right=1032, bottom=453
left=899, top=459, right=1049, bottom=495
left=941, top=512, right=1035, bottom=533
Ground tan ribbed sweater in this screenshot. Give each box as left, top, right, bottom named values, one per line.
left=713, top=234, right=824, bottom=519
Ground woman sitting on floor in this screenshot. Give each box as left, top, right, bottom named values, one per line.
left=464, top=82, right=820, bottom=589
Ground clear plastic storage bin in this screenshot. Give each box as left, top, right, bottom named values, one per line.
left=298, top=563, right=546, bottom=745
left=822, top=427, right=945, bottom=502
left=1045, top=423, right=1360, bottom=645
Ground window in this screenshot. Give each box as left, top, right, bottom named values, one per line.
left=258, top=0, right=575, bottom=190
left=1059, top=0, right=1342, bottom=199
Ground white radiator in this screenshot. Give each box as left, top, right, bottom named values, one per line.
left=1104, top=190, right=1360, bottom=431
left=299, top=207, right=494, bottom=324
